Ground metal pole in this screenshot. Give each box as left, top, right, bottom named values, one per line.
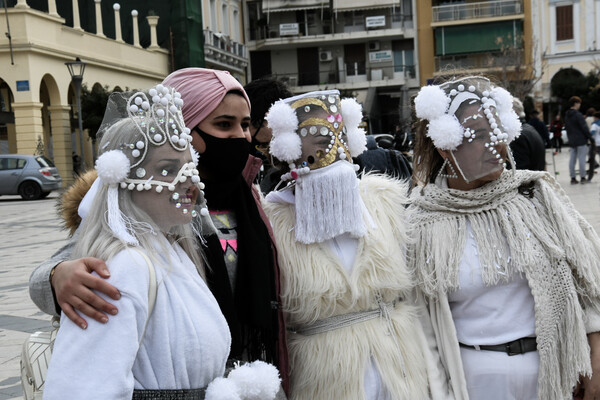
left=73, top=76, right=85, bottom=169
left=3, top=1, right=14, bottom=65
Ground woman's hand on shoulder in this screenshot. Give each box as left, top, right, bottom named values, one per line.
left=52, top=258, right=120, bottom=329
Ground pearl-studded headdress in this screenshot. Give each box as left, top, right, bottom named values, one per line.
left=264, top=90, right=368, bottom=244
left=93, top=85, right=207, bottom=245
left=415, top=76, right=522, bottom=182
left=265, top=90, right=367, bottom=182
left=414, top=76, right=521, bottom=151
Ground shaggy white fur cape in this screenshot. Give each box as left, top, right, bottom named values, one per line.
left=263, top=175, right=442, bottom=400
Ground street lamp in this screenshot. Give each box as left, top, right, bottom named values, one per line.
left=65, top=57, right=87, bottom=168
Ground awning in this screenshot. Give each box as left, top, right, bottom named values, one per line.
left=264, top=0, right=328, bottom=13
left=333, top=0, right=399, bottom=12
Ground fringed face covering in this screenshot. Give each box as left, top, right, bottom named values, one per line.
left=408, top=169, right=600, bottom=399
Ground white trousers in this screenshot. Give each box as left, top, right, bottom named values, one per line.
left=460, top=346, right=539, bottom=400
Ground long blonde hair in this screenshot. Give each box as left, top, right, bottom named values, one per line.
left=72, top=118, right=206, bottom=279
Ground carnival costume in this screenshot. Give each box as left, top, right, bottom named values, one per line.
left=409, top=76, right=600, bottom=399
left=44, top=86, right=281, bottom=400
left=262, top=91, right=445, bottom=400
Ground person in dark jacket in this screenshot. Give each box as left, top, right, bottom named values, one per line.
left=510, top=99, right=546, bottom=170
left=354, top=135, right=413, bottom=179
left=565, top=96, right=593, bottom=184
left=527, top=110, right=550, bottom=147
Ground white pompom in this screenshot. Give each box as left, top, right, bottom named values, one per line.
left=266, top=101, right=298, bottom=133
left=228, top=361, right=281, bottom=400
left=340, top=98, right=363, bottom=129
left=205, top=377, right=241, bottom=400
left=490, top=87, right=513, bottom=114
left=498, top=110, right=522, bottom=142
left=346, top=127, right=367, bottom=157
left=96, top=150, right=129, bottom=185
left=246, top=361, right=281, bottom=400
left=269, top=132, right=302, bottom=162
left=227, top=364, right=259, bottom=398
left=415, top=85, right=450, bottom=121
left=427, top=115, right=464, bottom=150
left=266, top=101, right=302, bottom=162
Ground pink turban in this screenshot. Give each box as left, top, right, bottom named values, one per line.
left=162, top=68, right=250, bottom=130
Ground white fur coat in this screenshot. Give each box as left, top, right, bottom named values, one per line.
left=263, top=175, right=447, bottom=400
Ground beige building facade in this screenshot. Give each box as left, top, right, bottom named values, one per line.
left=0, top=1, right=170, bottom=186
left=531, top=0, right=600, bottom=111
left=202, top=0, right=249, bottom=82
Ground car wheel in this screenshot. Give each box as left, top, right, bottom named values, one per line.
left=39, top=192, right=50, bottom=199
left=19, top=181, right=42, bottom=200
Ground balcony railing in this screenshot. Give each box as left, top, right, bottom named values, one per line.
left=432, top=0, right=523, bottom=23
left=269, top=64, right=416, bottom=87
left=204, top=29, right=247, bottom=58
left=434, top=49, right=524, bottom=72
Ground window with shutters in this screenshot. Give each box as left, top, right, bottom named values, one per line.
left=556, top=5, right=573, bottom=41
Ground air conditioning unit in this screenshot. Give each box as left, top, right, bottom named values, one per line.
left=319, top=50, right=333, bottom=62
left=368, top=41, right=380, bottom=51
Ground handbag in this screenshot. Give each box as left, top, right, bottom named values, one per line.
left=20, top=250, right=158, bottom=400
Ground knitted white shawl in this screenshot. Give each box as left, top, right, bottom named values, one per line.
left=407, top=169, right=600, bottom=400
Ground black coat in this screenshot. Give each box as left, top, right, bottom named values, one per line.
left=565, top=108, right=592, bottom=147
left=528, top=117, right=550, bottom=145
left=510, top=123, right=546, bottom=171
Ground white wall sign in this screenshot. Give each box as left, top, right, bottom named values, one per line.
left=366, top=16, right=386, bottom=28
left=279, top=23, right=299, bottom=36
left=369, top=50, right=393, bottom=63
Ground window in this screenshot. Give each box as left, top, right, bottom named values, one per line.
left=222, top=4, right=229, bottom=35
left=209, top=0, right=217, bottom=31
left=556, top=5, right=573, bottom=41
left=0, top=157, right=25, bottom=170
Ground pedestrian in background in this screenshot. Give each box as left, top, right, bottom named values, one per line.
left=510, top=98, right=546, bottom=170
left=565, top=96, right=592, bottom=184
left=527, top=109, right=550, bottom=147
left=550, top=114, right=564, bottom=153
left=243, top=77, right=293, bottom=194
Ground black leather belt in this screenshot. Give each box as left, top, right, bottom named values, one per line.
left=459, top=337, right=537, bottom=356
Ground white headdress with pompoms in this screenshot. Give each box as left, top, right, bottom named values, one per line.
left=414, top=77, right=521, bottom=151
left=93, top=85, right=207, bottom=245
left=265, top=89, right=367, bottom=182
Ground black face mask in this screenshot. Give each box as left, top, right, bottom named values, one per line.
left=194, top=128, right=250, bottom=181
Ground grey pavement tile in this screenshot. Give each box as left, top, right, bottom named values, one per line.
left=0, top=315, right=52, bottom=334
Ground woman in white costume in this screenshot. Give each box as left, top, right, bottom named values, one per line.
left=44, top=86, right=280, bottom=400
left=408, top=76, right=600, bottom=400
left=261, top=90, right=449, bottom=400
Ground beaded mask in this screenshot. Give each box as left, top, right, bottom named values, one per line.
left=265, top=90, right=367, bottom=182
left=93, top=85, right=208, bottom=244
left=414, top=76, right=521, bottom=182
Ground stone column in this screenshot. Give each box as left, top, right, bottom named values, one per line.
left=72, top=0, right=82, bottom=30
left=47, top=0, right=59, bottom=17
left=47, top=105, right=73, bottom=187
left=146, top=15, right=160, bottom=50
left=131, top=10, right=141, bottom=47
left=95, top=0, right=105, bottom=37
left=14, top=0, right=29, bottom=9
left=113, top=3, right=124, bottom=42
left=12, top=102, right=45, bottom=155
